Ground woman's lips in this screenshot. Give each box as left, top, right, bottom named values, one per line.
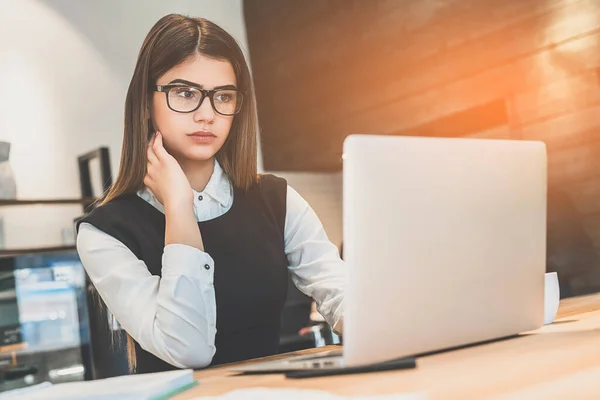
left=187, top=131, right=217, bottom=143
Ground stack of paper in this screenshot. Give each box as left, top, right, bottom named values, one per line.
left=0, top=369, right=196, bottom=400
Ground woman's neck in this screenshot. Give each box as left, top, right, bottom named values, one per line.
left=177, top=157, right=215, bottom=192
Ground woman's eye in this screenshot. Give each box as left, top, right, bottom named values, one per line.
left=216, top=93, right=232, bottom=102
left=175, top=88, right=196, bottom=99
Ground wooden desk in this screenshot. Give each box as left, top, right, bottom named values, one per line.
left=175, top=294, right=600, bottom=399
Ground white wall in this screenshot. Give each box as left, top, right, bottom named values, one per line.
left=0, top=0, right=249, bottom=249
left=0, top=0, right=342, bottom=251
left=276, top=172, right=343, bottom=249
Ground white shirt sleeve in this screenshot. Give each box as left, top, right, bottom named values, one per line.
left=76, top=222, right=217, bottom=369
left=284, top=185, right=345, bottom=331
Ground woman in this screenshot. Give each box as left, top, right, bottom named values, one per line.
left=76, top=14, right=345, bottom=374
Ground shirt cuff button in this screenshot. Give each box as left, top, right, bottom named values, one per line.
left=204, top=264, right=210, bottom=270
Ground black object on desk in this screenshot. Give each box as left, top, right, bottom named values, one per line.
left=0, top=364, right=38, bottom=384
left=284, top=356, right=416, bottom=379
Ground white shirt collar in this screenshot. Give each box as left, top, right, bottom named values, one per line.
left=198, top=159, right=231, bottom=207
left=138, top=159, right=232, bottom=209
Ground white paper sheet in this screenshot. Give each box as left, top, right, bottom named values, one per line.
left=194, top=388, right=428, bottom=400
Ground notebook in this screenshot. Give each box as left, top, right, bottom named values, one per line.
left=0, top=369, right=197, bottom=400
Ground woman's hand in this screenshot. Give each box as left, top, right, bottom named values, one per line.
left=144, top=132, right=194, bottom=211
left=145, top=132, right=204, bottom=251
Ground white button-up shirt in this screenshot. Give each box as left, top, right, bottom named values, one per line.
left=76, top=160, right=345, bottom=369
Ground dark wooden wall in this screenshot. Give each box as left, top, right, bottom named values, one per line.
left=244, top=0, right=600, bottom=295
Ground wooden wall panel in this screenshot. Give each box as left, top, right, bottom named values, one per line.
left=250, top=33, right=600, bottom=169
left=548, top=141, right=600, bottom=185
left=509, top=71, right=600, bottom=125
left=465, top=125, right=512, bottom=140
left=253, top=0, right=570, bottom=118
left=353, top=31, right=600, bottom=137
left=567, top=178, right=600, bottom=215
left=245, top=0, right=600, bottom=295
left=246, top=0, right=600, bottom=171
left=283, top=0, right=600, bottom=134
left=520, top=105, right=600, bottom=151
left=582, top=218, right=600, bottom=250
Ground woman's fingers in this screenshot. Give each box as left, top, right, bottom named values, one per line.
left=147, top=144, right=159, bottom=165
left=152, top=131, right=169, bottom=161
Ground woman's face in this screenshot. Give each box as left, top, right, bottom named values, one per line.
left=152, top=54, right=237, bottom=162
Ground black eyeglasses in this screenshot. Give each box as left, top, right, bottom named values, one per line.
left=155, top=84, right=244, bottom=116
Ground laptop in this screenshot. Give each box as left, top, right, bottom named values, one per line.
left=233, top=134, right=547, bottom=373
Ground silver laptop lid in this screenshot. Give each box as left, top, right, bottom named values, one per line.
left=342, top=135, right=546, bottom=366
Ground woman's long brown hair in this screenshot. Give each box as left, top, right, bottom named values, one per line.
left=95, top=14, right=259, bottom=372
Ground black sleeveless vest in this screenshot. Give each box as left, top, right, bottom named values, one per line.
left=77, top=174, right=289, bottom=373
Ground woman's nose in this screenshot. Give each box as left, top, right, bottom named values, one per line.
left=193, top=97, right=216, bottom=123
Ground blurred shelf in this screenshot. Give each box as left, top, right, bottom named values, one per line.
left=0, top=246, right=77, bottom=258
left=0, top=342, right=27, bottom=355
left=0, top=199, right=88, bottom=259
left=0, top=198, right=96, bottom=207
